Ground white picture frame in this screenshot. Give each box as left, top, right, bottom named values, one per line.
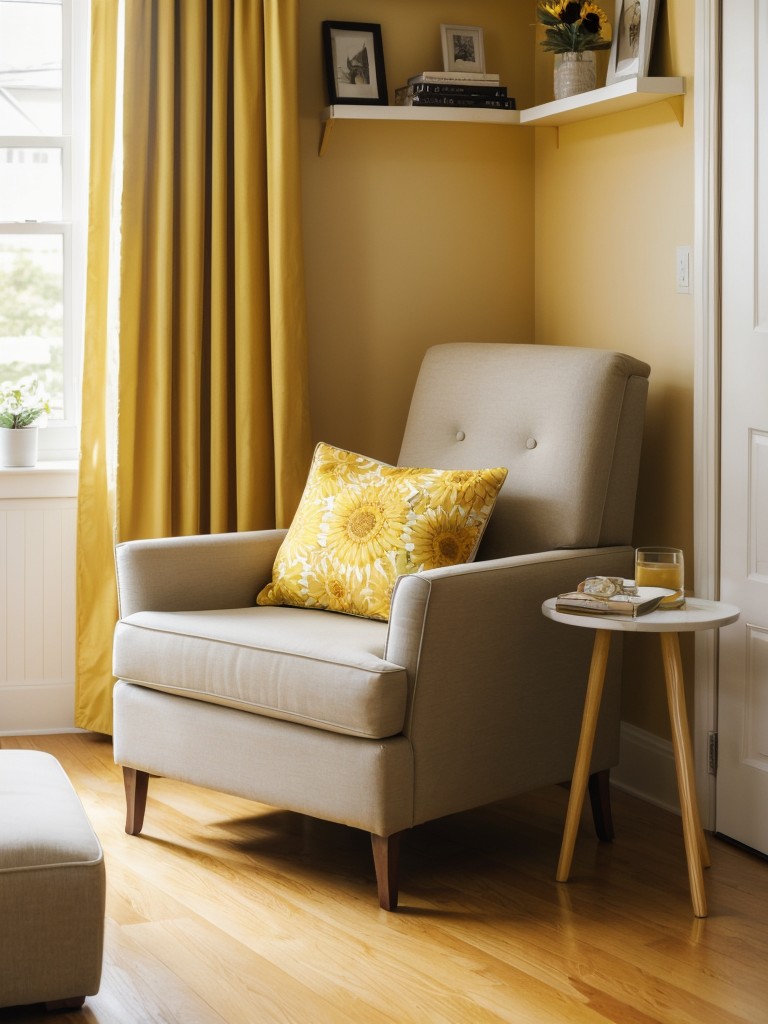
left=606, top=0, right=659, bottom=85
left=440, top=24, right=485, bottom=75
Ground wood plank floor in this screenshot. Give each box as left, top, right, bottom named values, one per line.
left=2, top=732, right=767, bottom=1024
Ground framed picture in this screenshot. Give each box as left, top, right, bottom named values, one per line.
left=440, top=24, right=486, bottom=75
left=322, top=21, right=388, bottom=105
left=606, top=0, right=659, bottom=85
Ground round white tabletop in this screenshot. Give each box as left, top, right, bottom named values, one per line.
left=542, top=596, right=740, bottom=634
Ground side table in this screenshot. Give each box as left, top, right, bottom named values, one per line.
left=542, top=596, right=740, bottom=918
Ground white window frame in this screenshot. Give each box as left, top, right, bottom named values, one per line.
left=0, top=0, right=88, bottom=461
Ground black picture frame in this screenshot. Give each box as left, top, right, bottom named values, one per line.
left=322, top=21, right=388, bottom=106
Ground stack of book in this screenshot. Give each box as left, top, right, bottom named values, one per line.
left=394, top=71, right=516, bottom=110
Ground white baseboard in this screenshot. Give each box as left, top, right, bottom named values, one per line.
left=0, top=681, right=77, bottom=735
left=613, top=721, right=681, bottom=816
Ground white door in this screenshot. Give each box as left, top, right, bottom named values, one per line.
left=717, top=0, right=768, bottom=854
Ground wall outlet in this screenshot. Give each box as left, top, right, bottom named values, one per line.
left=676, top=245, right=692, bottom=293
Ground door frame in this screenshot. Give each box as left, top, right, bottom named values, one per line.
left=692, top=0, right=721, bottom=829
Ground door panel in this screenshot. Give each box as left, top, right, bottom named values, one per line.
left=717, top=0, right=768, bottom=854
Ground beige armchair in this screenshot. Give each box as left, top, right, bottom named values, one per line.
left=113, top=343, right=650, bottom=910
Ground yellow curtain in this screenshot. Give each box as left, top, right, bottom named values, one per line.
left=76, top=0, right=312, bottom=734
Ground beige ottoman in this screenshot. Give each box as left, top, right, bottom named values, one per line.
left=0, top=750, right=105, bottom=1011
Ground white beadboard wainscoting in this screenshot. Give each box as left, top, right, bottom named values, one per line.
left=0, top=463, right=79, bottom=735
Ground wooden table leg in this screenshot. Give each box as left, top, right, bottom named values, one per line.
left=557, top=629, right=612, bottom=883
left=659, top=631, right=710, bottom=918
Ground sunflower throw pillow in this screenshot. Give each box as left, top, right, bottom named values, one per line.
left=256, top=442, right=508, bottom=621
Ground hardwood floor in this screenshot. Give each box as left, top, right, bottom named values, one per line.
left=2, top=732, right=767, bottom=1024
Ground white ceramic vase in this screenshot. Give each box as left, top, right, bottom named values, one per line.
left=554, top=51, right=596, bottom=101
left=0, top=426, right=39, bottom=467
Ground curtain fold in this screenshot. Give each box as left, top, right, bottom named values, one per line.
left=76, top=0, right=312, bottom=734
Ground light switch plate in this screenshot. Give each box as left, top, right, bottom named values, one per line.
left=676, top=245, right=691, bottom=294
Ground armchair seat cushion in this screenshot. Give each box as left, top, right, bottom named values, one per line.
left=113, top=605, right=406, bottom=739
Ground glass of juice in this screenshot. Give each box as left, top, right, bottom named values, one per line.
left=635, top=547, right=685, bottom=609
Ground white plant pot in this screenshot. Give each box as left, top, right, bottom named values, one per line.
left=0, top=426, right=39, bottom=467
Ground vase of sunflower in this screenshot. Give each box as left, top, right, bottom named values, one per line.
left=537, top=1, right=612, bottom=100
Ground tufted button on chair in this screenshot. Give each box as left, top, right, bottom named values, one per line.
left=113, top=343, right=650, bottom=910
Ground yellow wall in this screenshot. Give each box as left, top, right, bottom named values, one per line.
left=299, top=1, right=536, bottom=463
left=533, top=0, right=695, bottom=736
left=298, top=0, right=696, bottom=740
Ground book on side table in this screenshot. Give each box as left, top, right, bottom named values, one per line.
left=555, top=585, right=672, bottom=617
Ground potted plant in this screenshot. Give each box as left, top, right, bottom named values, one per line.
left=0, top=377, right=51, bottom=467
left=537, top=1, right=612, bottom=100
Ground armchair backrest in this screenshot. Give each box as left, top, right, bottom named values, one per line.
left=397, top=343, right=650, bottom=559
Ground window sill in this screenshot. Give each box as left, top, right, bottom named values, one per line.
left=0, top=460, right=79, bottom=499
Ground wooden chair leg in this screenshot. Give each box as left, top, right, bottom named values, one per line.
left=123, top=766, right=150, bottom=836
left=588, top=768, right=614, bottom=842
left=371, top=831, right=403, bottom=911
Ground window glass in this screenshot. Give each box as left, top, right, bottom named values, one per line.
left=0, top=0, right=63, bottom=135
left=0, top=147, right=63, bottom=220
left=0, top=0, right=85, bottom=457
left=0, top=234, right=64, bottom=416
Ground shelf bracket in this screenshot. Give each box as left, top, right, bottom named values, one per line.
left=319, top=118, right=335, bottom=157
left=665, top=94, right=685, bottom=127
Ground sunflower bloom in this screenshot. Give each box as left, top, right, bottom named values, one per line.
left=323, top=486, right=407, bottom=567
left=537, top=0, right=611, bottom=51
left=407, top=507, right=480, bottom=570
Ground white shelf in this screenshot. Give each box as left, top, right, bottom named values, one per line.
left=321, top=104, right=521, bottom=126
left=318, top=77, right=685, bottom=154
left=319, top=104, right=519, bottom=155
left=519, top=76, right=685, bottom=127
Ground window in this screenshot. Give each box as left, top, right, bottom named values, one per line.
left=0, top=0, right=88, bottom=459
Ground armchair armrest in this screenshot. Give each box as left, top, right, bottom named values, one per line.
left=115, top=530, right=286, bottom=616
left=386, top=546, right=633, bottom=674
left=385, top=545, right=633, bottom=825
